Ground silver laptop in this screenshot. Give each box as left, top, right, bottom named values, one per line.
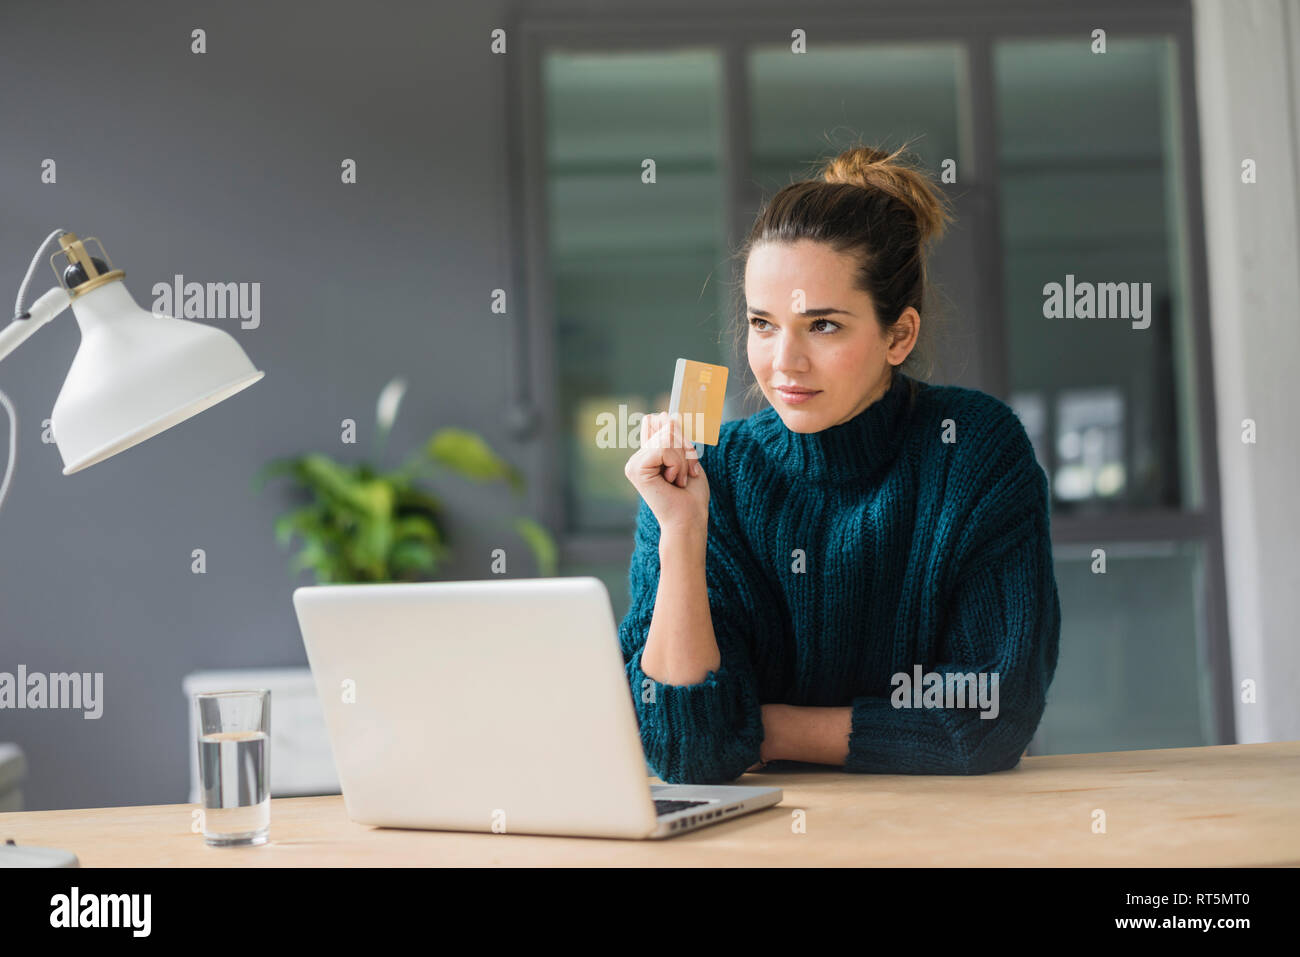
left=292, top=577, right=782, bottom=839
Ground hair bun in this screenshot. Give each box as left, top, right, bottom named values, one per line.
left=821, top=144, right=952, bottom=246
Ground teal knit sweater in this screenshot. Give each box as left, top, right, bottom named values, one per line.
left=618, top=371, right=1060, bottom=784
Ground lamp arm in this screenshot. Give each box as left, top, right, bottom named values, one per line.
left=0, top=387, right=14, bottom=514
left=14, top=227, right=69, bottom=316
left=0, top=285, right=73, bottom=364
left=0, top=272, right=71, bottom=511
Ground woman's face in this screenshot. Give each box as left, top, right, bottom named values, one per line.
left=745, top=239, right=917, bottom=432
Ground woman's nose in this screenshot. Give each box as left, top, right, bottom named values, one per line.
left=772, top=335, right=809, bottom=371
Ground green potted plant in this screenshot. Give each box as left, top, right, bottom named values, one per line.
left=256, top=378, right=557, bottom=583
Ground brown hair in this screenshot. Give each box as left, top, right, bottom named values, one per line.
left=729, top=141, right=954, bottom=405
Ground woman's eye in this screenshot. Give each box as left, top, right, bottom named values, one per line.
left=748, top=316, right=838, bottom=333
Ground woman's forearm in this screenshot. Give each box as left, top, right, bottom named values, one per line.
left=763, top=705, right=853, bottom=765
left=639, top=525, right=721, bottom=686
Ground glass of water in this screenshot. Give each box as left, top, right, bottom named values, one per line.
left=195, top=689, right=270, bottom=847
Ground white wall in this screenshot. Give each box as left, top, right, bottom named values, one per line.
left=1194, top=0, right=1300, bottom=742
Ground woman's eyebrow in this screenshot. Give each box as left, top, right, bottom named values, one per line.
left=747, top=307, right=854, bottom=318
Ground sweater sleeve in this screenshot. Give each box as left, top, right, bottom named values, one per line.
left=617, top=496, right=766, bottom=785
left=845, top=421, right=1062, bottom=775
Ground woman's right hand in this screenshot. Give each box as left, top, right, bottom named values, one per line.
left=624, top=411, right=710, bottom=539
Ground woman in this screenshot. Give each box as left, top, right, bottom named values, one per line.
left=620, top=144, right=1060, bottom=785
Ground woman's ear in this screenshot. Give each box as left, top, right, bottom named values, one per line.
left=887, top=307, right=920, bottom=364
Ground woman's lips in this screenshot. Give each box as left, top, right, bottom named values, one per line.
left=775, top=387, right=821, bottom=404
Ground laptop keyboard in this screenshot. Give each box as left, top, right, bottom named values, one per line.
left=653, top=798, right=712, bottom=817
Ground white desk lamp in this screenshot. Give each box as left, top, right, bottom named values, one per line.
left=0, top=229, right=263, bottom=867
left=0, top=228, right=264, bottom=510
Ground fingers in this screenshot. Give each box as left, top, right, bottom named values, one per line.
left=646, top=412, right=683, bottom=450
left=652, top=413, right=690, bottom=486
left=634, top=412, right=702, bottom=488
left=648, top=412, right=700, bottom=457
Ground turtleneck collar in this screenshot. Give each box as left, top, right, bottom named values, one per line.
left=749, top=370, right=916, bottom=487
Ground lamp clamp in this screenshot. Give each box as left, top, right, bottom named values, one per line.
left=48, top=233, right=125, bottom=300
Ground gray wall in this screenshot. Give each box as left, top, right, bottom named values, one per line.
left=0, top=0, right=536, bottom=810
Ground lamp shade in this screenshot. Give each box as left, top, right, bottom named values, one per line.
left=49, top=280, right=263, bottom=474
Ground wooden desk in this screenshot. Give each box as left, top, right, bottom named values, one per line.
left=2, top=742, right=1296, bottom=866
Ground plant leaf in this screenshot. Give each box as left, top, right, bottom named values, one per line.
left=393, top=514, right=441, bottom=545
left=252, top=456, right=305, bottom=492
left=274, top=505, right=325, bottom=547
left=375, top=377, right=408, bottom=435
left=389, top=540, right=438, bottom=578
left=298, top=454, right=387, bottom=519
left=425, top=428, right=524, bottom=493
left=513, top=516, right=558, bottom=577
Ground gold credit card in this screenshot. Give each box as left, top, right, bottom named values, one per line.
left=668, top=358, right=729, bottom=445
